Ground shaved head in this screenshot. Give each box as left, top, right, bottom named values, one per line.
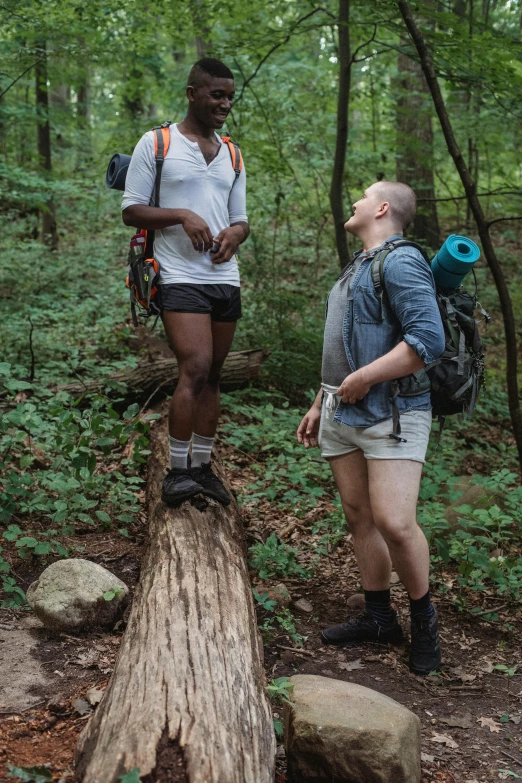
left=188, top=58, right=234, bottom=88
left=373, top=181, right=417, bottom=230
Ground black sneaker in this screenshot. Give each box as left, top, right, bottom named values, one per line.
left=409, top=608, right=442, bottom=675
left=321, top=610, right=404, bottom=646
left=161, top=467, right=203, bottom=506
left=190, top=462, right=231, bottom=506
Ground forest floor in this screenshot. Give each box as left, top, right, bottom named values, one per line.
left=1, top=418, right=521, bottom=783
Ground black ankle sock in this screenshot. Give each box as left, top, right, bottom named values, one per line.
left=409, top=590, right=434, bottom=619
left=364, top=589, right=395, bottom=629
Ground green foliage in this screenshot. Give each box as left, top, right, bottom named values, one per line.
left=253, top=589, right=306, bottom=647
left=222, top=390, right=330, bottom=512
left=103, top=586, right=125, bottom=601
left=266, top=677, right=294, bottom=706
left=7, top=765, right=52, bottom=783
left=249, top=534, right=311, bottom=581
left=118, top=770, right=141, bottom=783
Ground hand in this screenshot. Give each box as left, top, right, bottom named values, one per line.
left=296, top=404, right=321, bottom=448
left=337, top=370, right=372, bottom=404
left=180, top=211, right=213, bottom=252
left=210, top=225, right=244, bottom=264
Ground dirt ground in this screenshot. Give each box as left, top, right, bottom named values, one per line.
left=1, top=437, right=521, bottom=782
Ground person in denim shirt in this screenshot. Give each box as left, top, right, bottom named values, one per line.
left=297, top=181, right=445, bottom=675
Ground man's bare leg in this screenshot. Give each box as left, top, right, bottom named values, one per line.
left=162, top=312, right=213, bottom=441
left=193, top=320, right=237, bottom=437
left=328, top=450, right=392, bottom=590
left=367, top=459, right=429, bottom=600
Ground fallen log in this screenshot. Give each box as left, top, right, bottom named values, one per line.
left=75, top=414, right=276, bottom=783
left=59, top=348, right=267, bottom=401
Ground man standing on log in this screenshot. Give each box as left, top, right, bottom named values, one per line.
left=297, top=182, right=445, bottom=675
left=122, top=58, right=248, bottom=507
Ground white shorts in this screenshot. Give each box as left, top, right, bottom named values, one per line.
left=318, top=394, right=432, bottom=463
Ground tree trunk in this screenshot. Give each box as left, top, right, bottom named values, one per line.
left=57, top=349, right=268, bottom=402
left=396, top=43, right=440, bottom=249
left=330, top=0, right=351, bottom=270
left=75, top=416, right=276, bottom=782
left=398, top=0, right=522, bottom=471
left=35, top=40, right=58, bottom=249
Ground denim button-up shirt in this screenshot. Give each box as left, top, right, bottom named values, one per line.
left=332, top=234, right=445, bottom=427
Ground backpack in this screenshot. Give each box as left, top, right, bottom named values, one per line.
left=370, top=238, right=489, bottom=438
left=126, top=121, right=243, bottom=327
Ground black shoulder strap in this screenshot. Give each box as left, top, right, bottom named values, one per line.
left=371, top=239, right=430, bottom=299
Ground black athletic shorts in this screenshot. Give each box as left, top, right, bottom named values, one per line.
left=158, top=283, right=242, bottom=322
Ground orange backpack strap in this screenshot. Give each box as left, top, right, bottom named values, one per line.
left=151, top=121, right=171, bottom=207
left=221, top=136, right=243, bottom=182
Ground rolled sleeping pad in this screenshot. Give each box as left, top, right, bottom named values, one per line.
left=431, top=234, right=481, bottom=289
left=106, top=153, right=132, bottom=191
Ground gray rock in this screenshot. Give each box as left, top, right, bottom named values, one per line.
left=285, top=674, right=421, bottom=783
left=26, top=559, right=129, bottom=630
left=293, top=598, right=313, bottom=613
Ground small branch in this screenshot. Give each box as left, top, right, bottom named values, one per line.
left=471, top=602, right=508, bottom=617
left=0, top=59, right=43, bottom=99
left=277, top=645, right=315, bottom=656
left=350, top=24, right=377, bottom=63
left=487, top=216, right=522, bottom=228
left=419, top=189, right=522, bottom=203
left=236, top=7, right=335, bottom=102
left=501, top=750, right=522, bottom=769
left=28, top=317, right=35, bottom=383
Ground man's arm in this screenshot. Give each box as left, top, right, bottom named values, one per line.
left=211, top=164, right=249, bottom=264
left=338, top=342, right=423, bottom=403
left=122, top=205, right=214, bottom=252
left=339, top=249, right=444, bottom=404
left=296, top=389, right=322, bottom=448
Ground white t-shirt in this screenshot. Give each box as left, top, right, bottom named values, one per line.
left=121, top=124, right=247, bottom=286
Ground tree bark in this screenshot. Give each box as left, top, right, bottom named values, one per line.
left=398, top=0, right=522, bottom=471
left=35, top=40, right=58, bottom=249
left=57, top=349, right=268, bottom=401
left=75, top=416, right=276, bottom=782
left=330, top=0, right=351, bottom=270
left=396, top=42, right=440, bottom=248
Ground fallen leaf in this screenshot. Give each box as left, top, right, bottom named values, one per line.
left=72, top=698, right=91, bottom=716
left=339, top=659, right=365, bottom=672
left=293, top=598, right=313, bottom=613
left=477, top=716, right=501, bottom=733
left=439, top=713, right=473, bottom=729
left=86, top=687, right=105, bottom=706
left=481, top=660, right=495, bottom=674
left=510, top=715, right=521, bottom=725
left=449, top=666, right=476, bottom=683
left=421, top=752, right=435, bottom=763
left=430, top=732, right=459, bottom=749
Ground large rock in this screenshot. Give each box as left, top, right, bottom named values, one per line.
left=26, top=559, right=129, bottom=630
left=285, top=674, right=421, bottom=783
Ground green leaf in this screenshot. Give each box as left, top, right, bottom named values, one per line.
left=3, top=380, right=33, bottom=391
left=16, top=537, right=38, bottom=548
left=273, top=716, right=284, bottom=736
left=96, top=510, right=111, bottom=523
left=118, top=768, right=141, bottom=782
left=7, top=764, right=52, bottom=782
left=34, top=542, right=51, bottom=556
left=103, top=590, right=116, bottom=601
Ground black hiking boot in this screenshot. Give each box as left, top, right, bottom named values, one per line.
left=321, top=610, right=404, bottom=646
left=190, top=462, right=231, bottom=506
left=409, top=608, right=442, bottom=675
left=161, top=467, right=203, bottom=506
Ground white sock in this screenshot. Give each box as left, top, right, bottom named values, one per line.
left=169, top=436, right=191, bottom=470
left=191, top=433, right=214, bottom=468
